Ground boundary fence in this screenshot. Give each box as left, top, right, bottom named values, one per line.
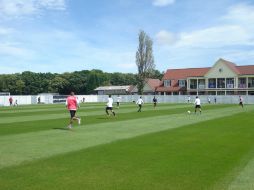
left=0, top=95, right=253, bottom=106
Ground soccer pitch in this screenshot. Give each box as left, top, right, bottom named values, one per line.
left=0, top=103, right=254, bottom=190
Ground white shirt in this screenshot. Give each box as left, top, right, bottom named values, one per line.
left=136, top=98, right=144, bottom=105
left=107, top=97, right=113, bottom=107
left=194, top=98, right=201, bottom=105
left=117, top=96, right=121, bottom=102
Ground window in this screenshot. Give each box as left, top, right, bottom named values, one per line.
left=179, top=80, right=186, bottom=87
left=190, top=80, right=197, bottom=89
left=217, top=78, right=225, bottom=88
left=248, top=78, right=254, bottom=88
left=238, top=78, right=246, bottom=88
left=198, top=79, right=205, bottom=89
left=226, top=78, right=234, bottom=88
left=164, top=80, right=171, bottom=87
left=208, top=78, right=216, bottom=88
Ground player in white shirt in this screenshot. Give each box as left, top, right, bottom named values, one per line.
left=239, top=96, right=244, bottom=108
left=136, top=96, right=144, bottom=112
left=116, top=95, right=121, bottom=109
left=194, top=96, right=201, bottom=114
left=106, top=95, right=116, bottom=116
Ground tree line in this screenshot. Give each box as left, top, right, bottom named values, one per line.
left=0, top=69, right=163, bottom=95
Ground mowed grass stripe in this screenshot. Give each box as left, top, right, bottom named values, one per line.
left=1, top=109, right=254, bottom=190
left=0, top=105, right=194, bottom=124
left=0, top=103, right=126, bottom=115
left=0, top=102, right=175, bottom=114
left=0, top=105, right=251, bottom=169
left=0, top=104, right=233, bottom=136
left=227, top=152, right=254, bottom=190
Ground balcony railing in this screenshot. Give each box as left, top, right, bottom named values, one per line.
left=190, top=85, right=197, bottom=89
left=208, top=83, right=216, bottom=88
left=198, top=84, right=205, bottom=89
left=226, top=84, right=234, bottom=88
left=238, top=84, right=247, bottom=88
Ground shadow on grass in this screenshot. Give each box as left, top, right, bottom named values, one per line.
left=52, top=127, right=70, bottom=131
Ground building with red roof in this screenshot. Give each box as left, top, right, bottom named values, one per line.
left=156, top=58, right=254, bottom=95
left=131, top=78, right=161, bottom=95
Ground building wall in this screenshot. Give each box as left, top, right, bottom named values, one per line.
left=205, top=60, right=237, bottom=78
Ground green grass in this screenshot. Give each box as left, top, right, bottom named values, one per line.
left=0, top=103, right=254, bottom=189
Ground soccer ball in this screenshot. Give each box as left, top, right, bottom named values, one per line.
left=187, top=110, right=191, bottom=114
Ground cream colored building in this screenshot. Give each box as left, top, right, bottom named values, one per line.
left=157, top=59, right=254, bottom=95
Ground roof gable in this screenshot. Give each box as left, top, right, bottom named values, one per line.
left=205, top=58, right=239, bottom=78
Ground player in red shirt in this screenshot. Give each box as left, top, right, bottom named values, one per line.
left=66, top=92, right=81, bottom=129
left=9, top=97, right=13, bottom=106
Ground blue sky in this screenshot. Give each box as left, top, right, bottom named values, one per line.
left=0, top=0, right=254, bottom=74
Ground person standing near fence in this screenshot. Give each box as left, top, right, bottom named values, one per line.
left=116, top=95, right=121, bottom=109
left=9, top=97, right=13, bottom=106
left=239, top=96, right=244, bottom=108
left=153, top=96, right=157, bottom=109
left=66, top=92, right=81, bottom=129
left=208, top=96, right=211, bottom=104
left=136, top=96, right=144, bottom=112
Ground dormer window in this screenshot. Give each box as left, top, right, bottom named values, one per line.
left=164, top=80, right=171, bottom=87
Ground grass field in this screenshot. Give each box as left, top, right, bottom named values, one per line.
left=0, top=102, right=254, bottom=190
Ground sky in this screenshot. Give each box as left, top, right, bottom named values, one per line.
left=0, top=0, right=254, bottom=74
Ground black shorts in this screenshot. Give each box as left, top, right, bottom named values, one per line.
left=117, top=102, right=120, bottom=106
left=195, top=105, right=201, bottom=109
left=69, top=110, right=76, bottom=118
left=106, top=107, right=113, bottom=111
left=239, top=102, right=243, bottom=105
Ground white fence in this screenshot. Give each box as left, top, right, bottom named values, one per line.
left=0, top=95, right=253, bottom=106
left=103, top=95, right=254, bottom=105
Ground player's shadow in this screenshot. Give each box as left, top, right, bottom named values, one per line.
left=53, top=127, right=69, bottom=131
left=97, top=116, right=116, bottom=119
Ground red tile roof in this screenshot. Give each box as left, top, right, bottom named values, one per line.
left=146, top=78, right=161, bottom=90
left=156, top=86, right=185, bottom=92
left=236, top=65, right=254, bottom=75
left=163, top=68, right=210, bottom=80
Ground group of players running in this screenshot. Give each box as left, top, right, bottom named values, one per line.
left=65, top=92, right=244, bottom=129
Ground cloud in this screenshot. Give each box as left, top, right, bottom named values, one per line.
left=156, top=4, right=254, bottom=48
left=155, top=30, right=178, bottom=46
left=0, top=0, right=66, bottom=19
left=0, top=43, right=34, bottom=57
left=36, top=0, right=66, bottom=10
left=153, top=0, right=175, bottom=7
left=153, top=3, right=254, bottom=70
left=0, top=27, right=13, bottom=35
left=177, top=25, right=251, bottom=48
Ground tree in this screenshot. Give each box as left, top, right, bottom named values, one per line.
left=15, top=79, right=25, bottom=95
left=136, top=30, right=155, bottom=94
left=48, top=76, right=69, bottom=93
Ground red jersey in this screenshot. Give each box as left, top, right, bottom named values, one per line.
left=66, top=96, right=78, bottom=110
